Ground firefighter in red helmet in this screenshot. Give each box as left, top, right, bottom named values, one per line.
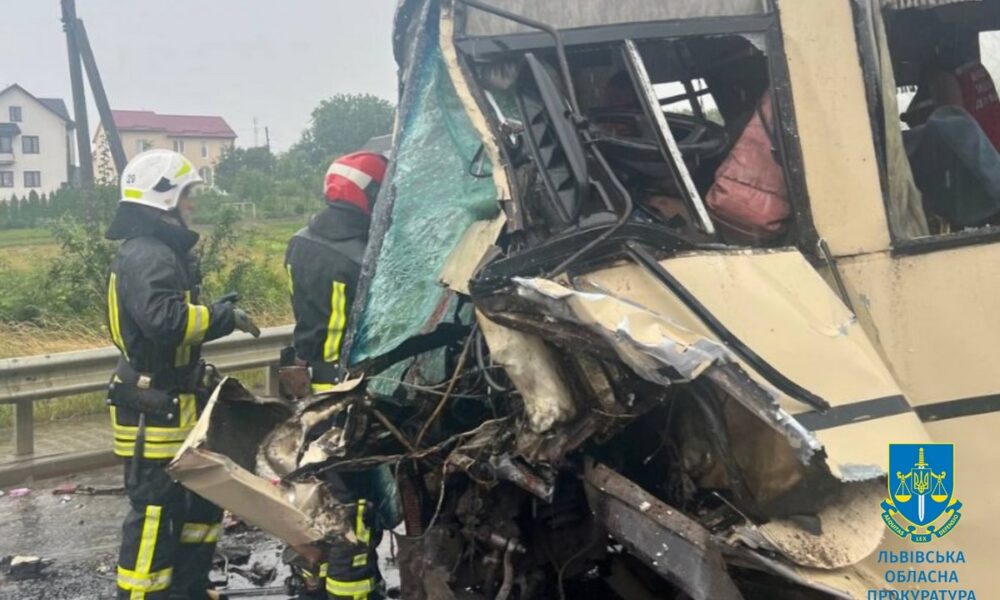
left=284, top=151, right=389, bottom=599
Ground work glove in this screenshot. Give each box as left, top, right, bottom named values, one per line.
left=234, top=308, right=261, bottom=338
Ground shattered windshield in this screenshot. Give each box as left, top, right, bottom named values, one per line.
left=349, top=24, right=499, bottom=365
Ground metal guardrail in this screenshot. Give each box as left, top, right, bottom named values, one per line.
left=0, top=325, right=293, bottom=461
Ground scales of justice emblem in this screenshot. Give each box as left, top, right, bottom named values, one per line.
left=881, top=445, right=962, bottom=543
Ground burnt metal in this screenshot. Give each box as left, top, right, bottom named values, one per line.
left=455, top=15, right=776, bottom=59
left=915, top=393, right=1000, bottom=423
left=626, top=241, right=831, bottom=413
left=792, top=394, right=911, bottom=431
left=489, top=454, right=555, bottom=502
left=471, top=222, right=694, bottom=295
left=583, top=461, right=744, bottom=600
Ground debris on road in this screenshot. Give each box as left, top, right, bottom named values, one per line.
left=2, top=555, right=52, bottom=581
left=6, top=488, right=31, bottom=499
left=215, top=544, right=253, bottom=567
left=51, top=483, right=124, bottom=496
left=230, top=562, right=277, bottom=587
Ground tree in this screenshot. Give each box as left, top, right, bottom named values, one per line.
left=7, top=195, right=19, bottom=227
left=215, top=146, right=277, bottom=194
left=296, top=93, right=394, bottom=168
left=25, top=190, right=41, bottom=226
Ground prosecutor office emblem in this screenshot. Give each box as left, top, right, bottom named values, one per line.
left=881, top=444, right=962, bottom=543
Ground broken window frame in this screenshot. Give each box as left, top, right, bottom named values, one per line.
left=456, top=10, right=818, bottom=252
left=855, top=1, right=1000, bottom=255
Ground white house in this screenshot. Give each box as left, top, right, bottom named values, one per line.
left=0, top=84, right=76, bottom=202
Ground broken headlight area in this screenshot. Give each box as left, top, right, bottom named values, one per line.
left=169, top=300, right=885, bottom=599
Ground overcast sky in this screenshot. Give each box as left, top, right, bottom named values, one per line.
left=0, top=1, right=398, bottom=151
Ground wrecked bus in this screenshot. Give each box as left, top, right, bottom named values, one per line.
left=170, top=0, right=1000, bottom=597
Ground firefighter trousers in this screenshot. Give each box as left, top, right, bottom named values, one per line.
left=116, top=459, right=223, bottom=600
left=322, top=471, right=384, bottom=600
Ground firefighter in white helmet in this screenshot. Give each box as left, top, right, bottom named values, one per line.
left=104, top=149, right=259, bottom=599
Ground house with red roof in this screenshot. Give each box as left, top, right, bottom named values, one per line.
left=93, top=110, right=237, bottom=186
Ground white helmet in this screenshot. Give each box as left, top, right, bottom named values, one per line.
left=119, top=149, right=203, bottom=211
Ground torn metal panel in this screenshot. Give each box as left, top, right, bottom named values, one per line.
left=509, top=276, right=728, bottom=383
left=572, top=249, right=930, bottom=478
left=168, top=379, right=349, bottom=546
left=583, top=461, right=743, bottom=600
left=496, top=275, right=822, bottom=465
left=477, top=312, right=577, bottom=433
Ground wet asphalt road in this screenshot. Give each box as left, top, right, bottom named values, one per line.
left=0, top=467, right=398, bottom=599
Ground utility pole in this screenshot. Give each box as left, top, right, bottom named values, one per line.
left=61, top=0, right=93, bottom=185
left=75, top=19, right=126, bottom=175
left=253, top=117, right=259, bottom=147
left=264, top=126, right=271, bottom=152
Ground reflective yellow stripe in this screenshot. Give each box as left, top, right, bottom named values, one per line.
left=179, top=522, right=221, bottom=544
left=123, top=188, right=144, bottom=200
left=175, top=291, right=195, bottom=367
left=175, top=161, right=192, bottom=178
left=204, top=523, right=221, bottom=543
left=116, top=566, right=172, bottom=592
left=355, top=499, right=371, bottom=545
left=352, top=553, right=368, bottom=567
left=285, top=264, right=294, bottom=295
left=311, top=383, right=338, bottom=395
left=182, top=303, right=210, bottom=345
left=304, top=563, right=329, bottom=579
left=118, top=505, right=164, bottom=597
left=178, top=393, right=198, bottom=428
left=326, top=577, right=374, bottom=598
left=108, top=273, right=128, bottom=359
left=110, top=405, right=192, bottom=459
left=322, top=281, right=347, bottom=363
left=111, top=407, right=192, bottom=442
left=114, top=440, right=183, bottom=460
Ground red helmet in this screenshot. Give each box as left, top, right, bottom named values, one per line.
left=324, top=151, right=389, bottom=214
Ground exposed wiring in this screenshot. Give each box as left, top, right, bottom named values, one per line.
left=415, top=325, right=478, bottom=448
left=474, top=328, right=511, bottom=393
left=390, top=461, right=451, bottom=543
left=370, top=405, right=417, bottom=453
left=367, top=377, right=492, bottom=400
left=556, top=535, right=601, bottom=600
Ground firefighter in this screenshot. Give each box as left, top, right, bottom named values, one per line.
left=284, top=151, right=388, bottom=599
left=105, top=149, right=260, bottom=599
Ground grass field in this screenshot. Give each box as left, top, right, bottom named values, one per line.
left=0, top=227, right=54, bottom=248
left=0, top=215, right=308, bottom=427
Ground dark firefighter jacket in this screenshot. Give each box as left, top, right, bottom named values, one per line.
left=285, top=203, right=370, bottom=389
left=105, top=204, right=236, bottom=460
